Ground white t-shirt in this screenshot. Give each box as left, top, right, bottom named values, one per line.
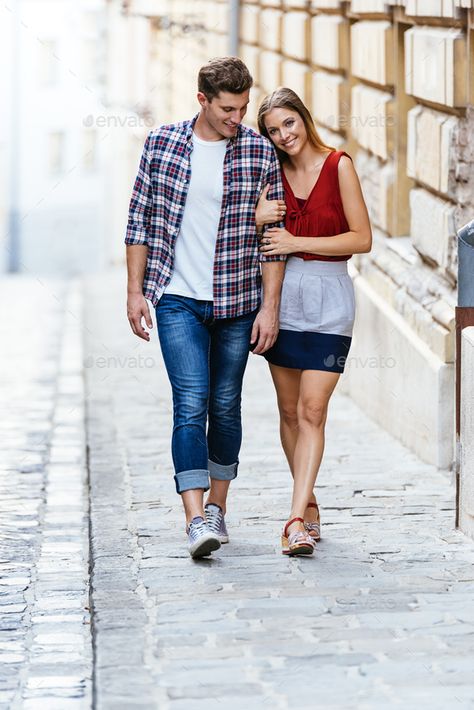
left=164, top=132, right=228, bottom=301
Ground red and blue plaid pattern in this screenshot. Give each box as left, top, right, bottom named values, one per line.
left=125, top=114, right=285, bottom=318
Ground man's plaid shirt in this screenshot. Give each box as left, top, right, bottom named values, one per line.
left=125, top=114, right=285, bottom=318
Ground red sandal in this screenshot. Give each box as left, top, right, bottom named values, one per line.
left=304, top=501, right=321, bottom=542
left=281, top=517, right=315, bottom=556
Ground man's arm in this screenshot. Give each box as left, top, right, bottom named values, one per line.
left=126, top=245, right=153, bottom=341
left=125, top=132, right=154, bottom=341
left=251, top=261, right=285, bottom=355
left=251, top=145, right=286, bottom=354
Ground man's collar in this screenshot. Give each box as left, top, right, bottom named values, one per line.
left=185, top=113, right=241, bottom=144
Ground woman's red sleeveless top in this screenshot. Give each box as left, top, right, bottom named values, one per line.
left=282, top=150, right=352, bottom=262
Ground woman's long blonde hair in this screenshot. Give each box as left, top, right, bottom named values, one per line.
left=257, top=87, right=334, bottom=163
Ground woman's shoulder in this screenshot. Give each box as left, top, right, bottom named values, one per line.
left=330, top=150, right=352, bottom=165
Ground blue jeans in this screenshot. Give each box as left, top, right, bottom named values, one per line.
left=155, top=294, right=257, bottom=495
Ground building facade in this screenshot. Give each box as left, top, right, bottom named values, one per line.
left=2, top=0, right=107, bottom=276
left=118, top=0, right=474, bottom=470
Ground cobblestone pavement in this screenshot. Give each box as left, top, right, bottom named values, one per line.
left=0, top=276, right=92, bottom=709
left=84, top=269, right=474, bottom=710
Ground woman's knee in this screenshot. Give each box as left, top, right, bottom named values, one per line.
left=297, top=400, right=327, bottom=428
left=279, top=403, right=298, bottom=428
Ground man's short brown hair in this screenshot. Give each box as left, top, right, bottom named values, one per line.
left=198, top=57, right=253, bottom=101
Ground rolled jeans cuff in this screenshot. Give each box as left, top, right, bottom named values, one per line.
left=174, top=469, right=210, bottom=495
left=208, top=459, right=238, bottom=481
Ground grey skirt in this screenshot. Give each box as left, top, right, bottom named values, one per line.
left=264, top=257, right=355, bottom=373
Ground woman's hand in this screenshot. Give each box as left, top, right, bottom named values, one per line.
left=259, top=227, right=297, bottom=255
left=256, top=184, right=287, bottom=227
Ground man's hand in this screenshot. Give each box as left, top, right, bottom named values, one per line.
left=250, top=305, right=279, bottom=355
left=127, top=292, right=153, bottom=341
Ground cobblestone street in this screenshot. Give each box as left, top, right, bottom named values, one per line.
left=2, top=270, right=474, bottom=709
left=0, top=276, right=91, bottom=709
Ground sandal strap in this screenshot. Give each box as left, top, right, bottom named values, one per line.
left=288, top=530, right=315, bottom=547
left=284, top=517, right=305, bottom=537
left=307, top=502, right=318, bottom=509
left=305, top=521, right=320, bottom=532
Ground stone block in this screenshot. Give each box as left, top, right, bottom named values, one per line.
left=240, top=44, right=260, bottom=85
left=240, top=5, right=259, bottom=45
left=405, top=0, right=461, bottom=17
left=407, top=105, right=458, bottom=197
left=350, top=0, right=390, bottom=12
left=405, top=27, right=467, bottom=107
left=261, top=0, right=281, bottom=6
left=282, top=12, right=309, bottom=62
left=204, top=1, right=228, bottom=31
left=460, top=327, right=474, bottom=540
left=312, top=70, right=349, bottom=132
left=356, top=151, right=396, bottom=234
left=260, top=9, right=282, bottom=51
left=317, top=125, right=346, bottom=150
left=351, top=84, right=395, bottom=160
left=310, top=0, right=342, bottom=8
left=339, top=274, right=455, bottom=468
left=377, top=161, right=395, bottom=233
left=259, top=51, right=282, bottom=94
left=282, top=60, right=310, bottom=103
left=351, top=21, right=394, bottom=86
left=311, top=15, right=349, bottom=71
left=409, top=188, right=456, bottom=268
left=283, top=0, right=308, bottom=7
left=245, top=86, right=262, bottom=128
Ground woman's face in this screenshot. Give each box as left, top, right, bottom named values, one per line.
left=263, top=107, right=308, bottom=156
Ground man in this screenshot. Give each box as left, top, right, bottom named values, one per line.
left=125, top=57, right=286, bottom=558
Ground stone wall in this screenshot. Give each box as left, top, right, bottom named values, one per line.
left=238, top=0, right=474, bottom=468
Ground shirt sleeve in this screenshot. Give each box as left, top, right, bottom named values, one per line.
left=125, top=132, right=153, bottom=246
left=260, top=144, right=287, bottom=263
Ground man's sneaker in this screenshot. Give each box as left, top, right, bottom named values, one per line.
left=204, top=503, right=229, bottom=544
left=186, top=516, right=221, bottom=559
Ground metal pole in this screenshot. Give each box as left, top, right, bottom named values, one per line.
left=228, top=0, right=240, bottom=57
left=455, top=218, right=474, bottom=527
left=8, top=0, right=21, bottom=272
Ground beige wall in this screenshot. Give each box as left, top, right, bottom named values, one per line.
left=238, top=0, right=473, bottom=468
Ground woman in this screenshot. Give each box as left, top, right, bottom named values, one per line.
left=256, top=88, right=372, bottom=557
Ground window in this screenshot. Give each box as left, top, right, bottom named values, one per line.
left=39, top=40, right=59, bottom=86
left=49, top=131, right=65, bottom=174
left=82, top=130, right=97, bottom=171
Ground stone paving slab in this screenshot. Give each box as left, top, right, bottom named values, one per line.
left=0, top=276, right=92, bottom=709
left=84, top=269, right=474, bottom=710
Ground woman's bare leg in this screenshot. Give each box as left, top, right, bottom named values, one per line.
left=289, top=369, right=340, bottom=527
left=269, top=364, right=301, bottom=473
left=269, top=365, right=329, bottom=527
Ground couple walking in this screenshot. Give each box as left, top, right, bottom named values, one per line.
left=125, top=57, right=372, bottom=558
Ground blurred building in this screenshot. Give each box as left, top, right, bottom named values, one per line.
left=108, top=0, right=473, bottom=470
left=2, top=0, right=107, bottom=276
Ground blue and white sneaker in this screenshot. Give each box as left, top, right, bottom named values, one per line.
left=204, top=503, right=229, bottom=544
left=186, top=516, right=221, bottom=559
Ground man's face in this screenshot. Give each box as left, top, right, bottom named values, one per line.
left=198, top=90, right=250, bottom=139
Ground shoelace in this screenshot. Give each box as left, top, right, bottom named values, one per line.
left=189, top=517, right=209, bottom=539
left=205, top=505, right=221, bottom=532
